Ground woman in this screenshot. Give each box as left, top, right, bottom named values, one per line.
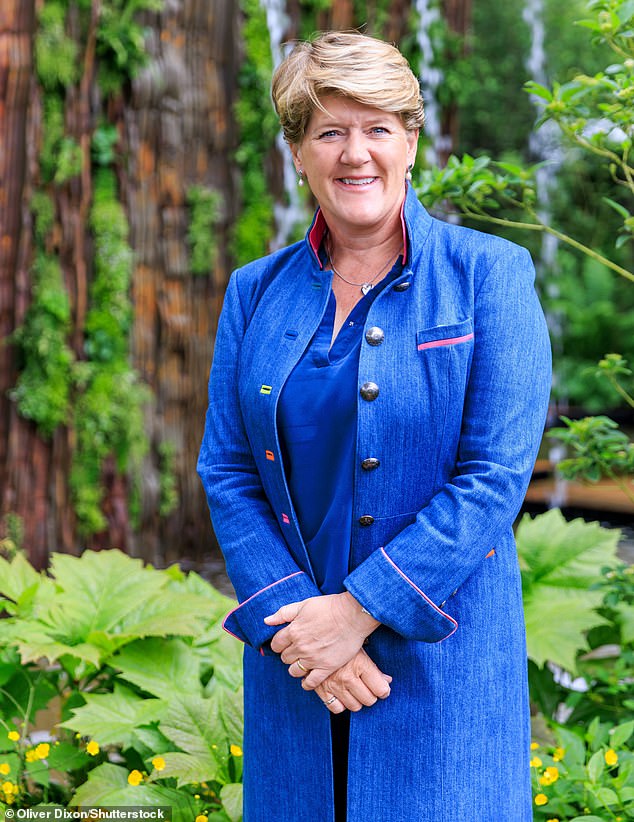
left=198, top=32, right=551, bottom=822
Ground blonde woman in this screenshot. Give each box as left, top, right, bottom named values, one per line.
left=198, top=32, right=551, bottom=821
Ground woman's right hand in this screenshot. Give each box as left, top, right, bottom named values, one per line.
left=314, top=648, right=392, bottom=714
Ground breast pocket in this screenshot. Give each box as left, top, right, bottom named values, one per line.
left=416, top=318, right=474, bottom=351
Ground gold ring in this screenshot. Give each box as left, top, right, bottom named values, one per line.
left=295, top=659, right=309, bottom=673
left=324, top=696, right=338, bottom=706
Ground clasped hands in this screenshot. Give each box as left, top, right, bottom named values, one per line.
left=264, top=591, right=392, bottom=714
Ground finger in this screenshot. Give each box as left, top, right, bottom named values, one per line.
left=331, top=689, right=363, bottom=712
left=345, top=678, right=383, bottom=707
left=318, top=691, right=345, bottom=715
left=301, top=668, right=331, bottom=691
left=287, top=659, right=309, bottom=679
left=359, top=666, right=392, bottom=699
left=269, top=629, right=291, bottom=655
left=263, top=602, right=302, bottom=626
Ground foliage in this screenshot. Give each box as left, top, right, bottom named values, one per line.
left=9, top=253, right=74, bottom=436
left=157, top=441, right=180, bottom=517
left=34, top=1, right=80, bottom=90
left=516, top=509, right=620, bottom=672
left=95, top=0, right=164, bottom=94
left=231, top=0, right=277, bottom=266
left=549, top=415, right=634, bottom=504
left=187, top=186, right=222, bottom=276
left=0, top=550, right=243, bottom=820
left=531, top=719, right=634, bottom=819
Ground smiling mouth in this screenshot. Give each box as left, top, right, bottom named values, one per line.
left=338, top=177, right=378, bottom=186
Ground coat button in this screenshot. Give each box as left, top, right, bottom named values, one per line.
left=360, top=381, right=379, bottom=401
left=394, top=281, right=411, bottom=292
left=358, top=515, right=375, bottom=526
left=361, top=457, right=380, bottom=471
left=365, top=326, right=385, bottom=346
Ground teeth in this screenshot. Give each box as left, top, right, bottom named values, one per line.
left=340, top=177, right=376, bottom=185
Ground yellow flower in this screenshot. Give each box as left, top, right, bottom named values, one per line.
left=151, top=756, right=166, bottom=772
left=86, top=740, right=100, bottom=756
left=605, top=748, right=618, bottom=767
left=127, top=770, right=143, bottom=786
left=2, top=781, right=16, bottom=794
left=194, top=795, right=200, bottom=800
left=195, top=815, right=208, bottom=822
left=7, top=731, right=19, bottom=742
left=230, top=744, right=243, bottom=757
left=535, top=793, right=549, bottom=806
left=25, top=749, right=39, bottom=763
left=541, top=766, right=559, bottom=784
left=530, top=741, right=540, bottom=750
left=0, top=763, right=10, bottom=775
left=530, top=756, right=542, bottom=768
left=546, top=818, right=559, bottom=822
left=553, top=747, right=565, bottom=761
left=35, top=742, right=50, bottom=759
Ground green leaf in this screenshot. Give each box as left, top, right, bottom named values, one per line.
left=587, top=748, right=605, bottom=783
left=60, top=683, right=166, bottom=747
left=26, top=758, right=50, bottom=787
left=615, top=603, right=634, bottom=644
left=569, top=817, right=606, bottom=822
left=71, top=763, right=198, bottom=822
left=47, top=741, right=90, bottom=771
left=517, top=511, right=619, bottom=671
left=595, top=786, right=619, bottom=805
left=218, top=687, right=243, bottom=748
left=221, top=783, right=243, bottom=822
left=147, top=750, right=218, bottom=787
left=160, top=694, right=229, bottom=782
left=555, top=727, right=587, bottom=767
left=113, top=637, right=201, bottom=699
left=610, top=720, right=634, bottom=748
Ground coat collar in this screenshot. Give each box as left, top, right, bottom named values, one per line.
left=305, top=183, right=433, bottom=271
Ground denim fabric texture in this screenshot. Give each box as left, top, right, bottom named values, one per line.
left=197, top=184, right=552, bottom=821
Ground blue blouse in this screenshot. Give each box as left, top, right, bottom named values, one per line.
left=278, top=260, right=403, bottom=595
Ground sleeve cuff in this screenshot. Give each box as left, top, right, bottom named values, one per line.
left=223, top=571, right=321, bottom=655
left=344, top=546, right=458, bottom=643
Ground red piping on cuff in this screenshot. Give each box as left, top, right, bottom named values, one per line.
left=221, top=570, right=305, bottom=644
left=379, top=547, right=458, bottom=638
left=418, top=332, right=474, bottom=351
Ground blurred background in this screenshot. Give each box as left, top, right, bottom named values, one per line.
left=1, top=0, right=632, bottom=574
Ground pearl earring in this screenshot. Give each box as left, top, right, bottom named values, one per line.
left=298, top=169, right=305, bottom=187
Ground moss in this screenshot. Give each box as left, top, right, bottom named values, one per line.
left=231, top=0, right=278, bottom=265
left=186, top=185, right=222, bottom=276
left=158, top=441, right=179, bottom=517
left=9, top=253, right=74, bottom=436
left=34, top=1, right=80, bottom=90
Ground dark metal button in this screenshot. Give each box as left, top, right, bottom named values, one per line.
left=361, top=457, right=380, bottom=471
left=394, top=281, right=411, bottom=292
left=358, top=515, right=375, bottom=526
left=360, top=381, right=379, bottom=401
left=365, top=326, right=385, bottom=346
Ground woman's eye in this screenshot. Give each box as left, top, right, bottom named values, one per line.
left=318, top=130, right=339, bottom=139
left=370, top=126, right=389, bottom=134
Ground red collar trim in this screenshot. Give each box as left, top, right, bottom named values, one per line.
left=307, top=193, right=409, bottom=268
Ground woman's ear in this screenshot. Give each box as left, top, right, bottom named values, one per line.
left=290, top=143, right=302, bottom=172
left=406, top=129, right=419, bottom=168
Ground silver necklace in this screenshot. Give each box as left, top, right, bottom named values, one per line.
left=327, top=242, right=399, bottom=295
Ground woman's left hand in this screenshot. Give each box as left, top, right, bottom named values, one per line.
left=264, top=592, right=380, bottom=690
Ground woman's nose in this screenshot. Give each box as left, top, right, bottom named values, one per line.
left=340, top=132, right=370, bottom=165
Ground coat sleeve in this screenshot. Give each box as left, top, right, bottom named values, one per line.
left=343, top=245, right=552, bottom=643
left=197, top=272, right=321, bottom=654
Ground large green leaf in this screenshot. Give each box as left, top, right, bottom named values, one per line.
left=59, top=683, right=166, bottom=747
left=0, top=554, right=54, bottom=617
left=220, top=784, right=243, bottom=822
left=160, top=694, right=229, bottom=782
left=71, top=763, right=198, bottom=822
left=517, top=510, right=619, bottom=672
left=113, top=638, right=201, bottom=699
left=148, top=750, right=218, bottom=787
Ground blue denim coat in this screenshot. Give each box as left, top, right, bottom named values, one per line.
left=197, top=185, right=552, bottom=821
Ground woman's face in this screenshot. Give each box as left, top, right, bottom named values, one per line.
left=291, top=96, right=418, bottom=240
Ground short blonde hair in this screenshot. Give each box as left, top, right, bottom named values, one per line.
left=271, top=32, right=424, bottom=145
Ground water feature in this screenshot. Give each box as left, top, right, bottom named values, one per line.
left=259, top=0, right=309, bottom=249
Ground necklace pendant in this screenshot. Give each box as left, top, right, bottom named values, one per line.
left=361, top=282, right=374, bottom=295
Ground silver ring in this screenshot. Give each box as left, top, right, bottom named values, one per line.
left=324, top=696, right=338, bottom=706
left=295, top=659, right=309, bottom=673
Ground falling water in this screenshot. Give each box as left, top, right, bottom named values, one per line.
left=259, top=0, right=308, bottom=249
left=523, top=0, right=567, bottom=508
left=414, top=0, right=450, bottom=168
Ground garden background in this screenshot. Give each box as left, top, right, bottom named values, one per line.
left=0, top=0, right=633, bottom=819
